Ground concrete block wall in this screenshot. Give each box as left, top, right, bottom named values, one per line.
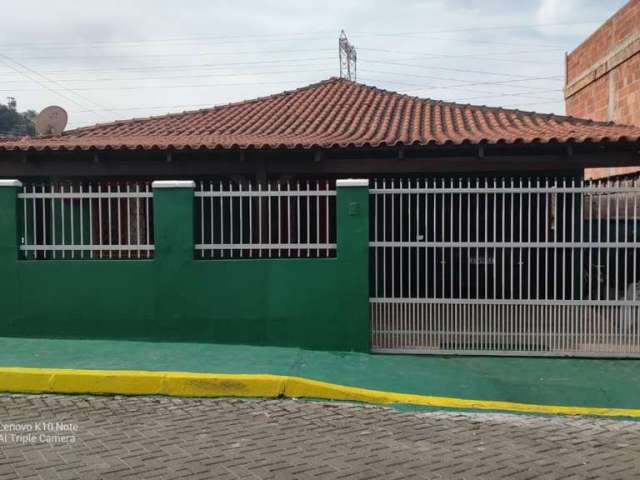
left=0, top=180, right=371, bottom=352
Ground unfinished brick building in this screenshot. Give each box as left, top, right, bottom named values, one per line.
left=565, top=0, right=640, bottom=179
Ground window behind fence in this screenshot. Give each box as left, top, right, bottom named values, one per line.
left=194, top=179, right=336, bottom=259
left=369, top=175, right=640, bottom=302
left=19, top=182, right=154, bottom=259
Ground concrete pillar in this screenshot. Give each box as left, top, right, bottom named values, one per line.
left=0, top=180, right=22, bottom=320
left=0, top=180, right=22, bottom=262
left=336, top=178, right=370, bottom=352
left=152, top=180, right=195, bottom=265
left=152, top=180, right=195, bottom=329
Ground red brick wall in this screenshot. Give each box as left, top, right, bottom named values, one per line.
left=565, top=74, right=610, bottom=121
left=565, top=0, right=640, bottom=179
left=566, top=0, right=640, bottom=124
left=613, top=53, right=640, bottom=122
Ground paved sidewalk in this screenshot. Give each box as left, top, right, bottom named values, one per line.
left=0, top=395, right=638, bottom=480
left=1, top=337, right=640, bottom=410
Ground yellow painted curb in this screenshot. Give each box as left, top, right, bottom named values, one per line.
left=0, top=367, right=637, bottom=418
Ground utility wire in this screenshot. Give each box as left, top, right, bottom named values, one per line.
left=359, top=70, right=562, bottom=91
left=441, top=91, right=561, bottom=103
left=14, top=48, right=337, bottom=61
left=68, top=97, right=565, bottom=118
left=0, top=53, right=113, bottom=119
left=2, top=48, right=564, bottom=71
left=0, top=56, right=561, bottom=82
left=0, top=31, right=335, bottom=48
left=360, top=47, right=564, bottom=63
left=0, top=68, right=561, bottom=92
left=366, top=60, right=562, bottom=79
left=0, top=20, right=600, bottom=49
left=64, top=82, right=562, bottom=116
left=70, top=103, right=222, bottom=114
left=0, top=63, right=336, bottom=80
left=0, top=56, right=109, bottom=121
left=361, top=35, right=566, bottom=50
left=0, top=77, right=327, bottom=93
left=0, top=66, right=336, bottom=84
left=359, top=76, right=561, bottom=102
left=0, top=57, right=337, bottom=75
left=350, top=20, right=600, bottom=37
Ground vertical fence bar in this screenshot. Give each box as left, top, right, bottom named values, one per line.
left=325, top=180, right=330, bottom=257
left=31, top=184, right=37, bottom=259
left=116, top=183, right=122, bottom=259
left=107, top=183, right=112, bottom=259
left=70, top=184, right=75, bottom=259
left=21, top=184, right=27, bottom=260
left=126, top=183, right=131, bottom=259
left=249, top=182, right=254, bottom=257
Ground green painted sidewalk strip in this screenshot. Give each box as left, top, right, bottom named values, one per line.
left=0, top=337, right=639, bottom=410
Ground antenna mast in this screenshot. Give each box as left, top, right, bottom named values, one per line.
left=339, top=30, right=357, bottom=81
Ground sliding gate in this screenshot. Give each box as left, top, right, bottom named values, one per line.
left=369, top=176, right=640, bottom=356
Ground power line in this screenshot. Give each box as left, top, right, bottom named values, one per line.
left=64, top=82, right=562, bottom=116
left=0, top=56, right=561, bottom=83
left=0, top=74, right=563, bottom=94
left=359, top=76, right=561, bottom=102
left=360, top=47, right=564, bottom=65
left=362, top=35, right=566, bottom=50
left=0, top=66, right=336, bottom=84
left=1, top=40, right=566, bottom=67
left=350, top=20, right=600, bottom=38
left=0, top=18, right=589, bottom=124
left=360, top=69, right=561, bottom=90
left=70, top=103, right=223, bottom=114
left=366, top=60, right=562, bottom=80
left=0, top=20, right=600, bottom=49
left=0, top=77, right=328, bottom=93
left=8, top=42, right=566, bottom=62
left=0, top=57, right=337, bottom=75
left=438, top=91, right=561, bottom=103
left=0, top=69, right=560, bottom=93
left=0, top=31, right=334, bottom=49
left=0, top=55, right=110, bottom=120
left=66, top=95, right=564, bottom=124
left=13, top=48, right=337, bottom=61
left=65, top=93, right=563, bottom=118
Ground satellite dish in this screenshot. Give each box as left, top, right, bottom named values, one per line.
left=35, top=106, right=68, bottom=136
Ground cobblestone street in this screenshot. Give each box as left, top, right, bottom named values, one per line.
left=0, top=394, right=638, bottom=479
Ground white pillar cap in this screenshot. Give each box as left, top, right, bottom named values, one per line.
left=0, top=180, right=22, bottom=187
left=151, top=180, right=195, bottom=189
left=336, top=178, right=369, bottom=187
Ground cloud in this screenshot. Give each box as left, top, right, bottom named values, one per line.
left=0, top=0, right=626, bottom=127
left=536, top=0, right=580, bottom=24
left=535, top=0, right=625, bottom=37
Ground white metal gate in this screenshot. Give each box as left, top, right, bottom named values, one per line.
left=369, top=176, right=640, bottom=356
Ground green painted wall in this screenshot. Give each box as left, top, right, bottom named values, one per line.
left=0, top=183, right=370, bottom=352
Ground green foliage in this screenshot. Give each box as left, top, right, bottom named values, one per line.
left=0, top=97, right=36, bottom=137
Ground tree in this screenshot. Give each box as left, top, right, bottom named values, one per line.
left=0, top=97, right=36, bottom=137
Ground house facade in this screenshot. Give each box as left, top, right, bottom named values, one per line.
left=1, top=78, right=640, bottom=357
left=1, top=78, right=640, bottom=181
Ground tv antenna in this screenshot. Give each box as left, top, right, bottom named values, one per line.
left=35, top=106, right=68, bottom=136
left=339, top=30, right=357, bottom=81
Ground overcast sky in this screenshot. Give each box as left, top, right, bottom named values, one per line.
left=0, top=0, right=628, bottom=129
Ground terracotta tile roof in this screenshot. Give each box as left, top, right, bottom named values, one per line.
left=2, top=77, right=640, bottom=152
